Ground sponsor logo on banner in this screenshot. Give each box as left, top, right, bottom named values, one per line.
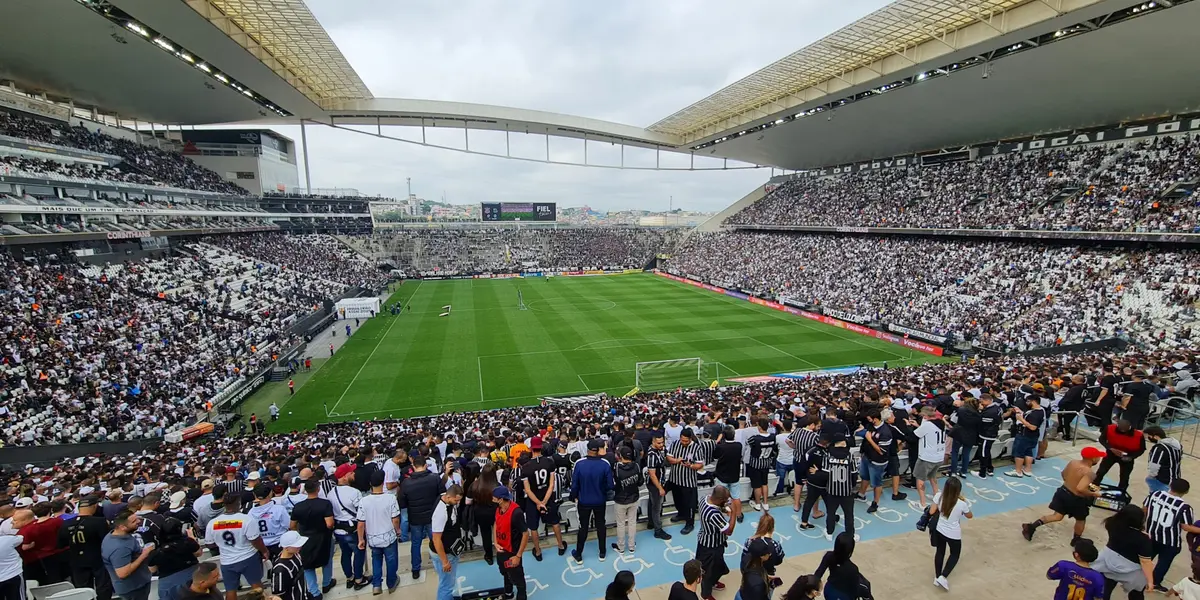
left=813, top=155, right=915, bottom=177
left=986, top=117, right=1200, bottom=154
left=229, top=375, right=266, bottom=405
left=107, top=231, right=151, bottom=239
left=725, top=290, right=749, bottom=300
left=835, top=227, right=869, bottom=234
left=887, top=323, right=948, bottom=345
left=823, top=308, right=870, bottom=325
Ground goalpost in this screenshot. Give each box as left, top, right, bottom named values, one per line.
left=634, top=357, right=721, bottom=391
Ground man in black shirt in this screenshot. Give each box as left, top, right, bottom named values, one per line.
left=713, top=427, right=744, bottom=523
left=61, top=496, right=114, bottom=600
left=1094, top=364, right=1121, bottom=429
left=1121, top=371, right=1156, bottom=430
left=645, top=434, right=672, bottom=541
left=519, top=437, right=564, bottom=559
left=290, top=480, right=336, bottom=596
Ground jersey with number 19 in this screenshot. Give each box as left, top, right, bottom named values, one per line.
left=1047, top=560, right=1105, bottom=600
left=205, top=512, right=260, bottom=565
left=246, top=502, right=291, bottom=547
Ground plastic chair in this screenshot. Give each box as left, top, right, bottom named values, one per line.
left=47, top=589, right=96, bottom=600
left=29, top=582, right=74, bottom=600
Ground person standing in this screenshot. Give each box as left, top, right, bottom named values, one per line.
left=737, top=538, right=776, bottom=600
left=1008, top=395, right=1045, bottom=478
left=174, top=563, right=222, bottom=600
left=611, top=446, right=643, bottom=555
left=357, top=470, right=400, bottom=595
left=927, top=476, right=973, bottom=591
left=695, top=486, right=740, bottom=600
left=789, top=416, right=820, bottom=513
left=1046, top=539, right=1106, bottom=600
left=1143, top=479, right=1200, bottom=592
left=399, top=453, right=440, bottom=579
left=856, top=410, right=891, bottom=514
left=467, top=462, right=500, bottom=565
left=814, top=533, right=869, bottom=600
left=1121, top=371, right=1156, bottom=430
left=1094, top=363, right=1122, bottom=429
left=668, top=560, right=704, bottom=600
left=668, top=430, right=706, bottom=535
left=519, top=436, right=564, bottom=560
left=1091, top=504, right=1155, bottom=600
left=492, top=487, right=528, bottom=600
left=747, top=417, right=777, bottom=512
left=1057, top=375, right=1089, bottom=441
left=430, top=485, right=465, bottom=600
left=1095, top=420, right=1147, bottom=493
left=290, top=480, right=336, bottom=597
left=823, top=435, right=859, bottom=542
left=949, top=396, right=982, bottom=478
left=569, top=439, right=614, bottom=564
left=0, top=522, right=25, bottom=600
left=271, top=531, right=309, bottom=600
left=203, top=496, right=268, bottom=600
left=60, top=495, right=114, bottom=600
left=646, top=434, right=673, bottom=540
left=976, top=393, right=1003, bottom=477
left=329, top=464, right=367, bottom=590
left=773, top=419, right=795, bottom=498
left=1145, top=426, right=1183, bottom=495
left=912, top=407, right=946, bottom=507
left=101, top=511, right=155, bottom=600
left=246, top=485, right=290, bottom=562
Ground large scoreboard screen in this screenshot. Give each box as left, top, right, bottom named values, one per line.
left=481, top=202, right=556, bottom=222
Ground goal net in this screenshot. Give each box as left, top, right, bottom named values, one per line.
left=635, top=357, right=718, bottom=391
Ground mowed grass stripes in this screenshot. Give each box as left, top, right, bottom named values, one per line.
left=270, top=274, right=947, bottom=430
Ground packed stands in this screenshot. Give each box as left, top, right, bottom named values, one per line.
left=667, top=231, right=1200, bottom=352
left=731, top=133, right=1200, bottom=232
left=0, top=112, right=247, bottom=195
left=204, top=233, right=388, bottom=289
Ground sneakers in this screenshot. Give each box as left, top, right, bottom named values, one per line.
left=558, top=543, right=568, bottom=556
left=854, top=493, right=867, bottom=502
left=977, top=471, right=988, bottom=479
left=611, top=543, right=623, bottom=554
left=713, top=582, right=726, bottom=591
left=654, top=529, right=673, bottom=540
left=867, top=502, right=879, bottom=514
left=322, top=580, right=337, bottom=594
left=891, top=492, right=908, bottom=501
left=750, top=501, right=762, bottom=511
left=599, top=553, right=607, bottom=562
left=1006, top=471, right=1025, bottom=478
left=571, top=551, right=583, bottom=565
left=824, top=531, right=834, bottom=541
left=681, top=524, right=695, bottom=535
left=372, top=589, right=382, bottom=596
left=737, top=513, right=745, bottom=523
left=1021, top=523, right=1036, bottom=541
left=628, top=546, right=636, bottom=554
left=799, top=522, right=815, bottom=530
left=935, top=576, right=950, bottom=591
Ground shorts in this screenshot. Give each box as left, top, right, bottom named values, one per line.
left=523, top=499, right=561, bottom=528
left=715, top=479, right=742, bottom=501
left=914, top=459, right=942, bottom=482
left=860, top=457, right=886, bottom=488
left=1012, top=436, right=1038, bottom=458
left=219, top=555, right=263, bottom=588
left=793, top=461, right=807, bottom=486
left=747, top=467, right=769, bottom=488
left=1048, top=485, right=1091, bottom=520
left=886, top=455, right=901, bottom=478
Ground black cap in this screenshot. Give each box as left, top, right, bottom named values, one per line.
left=587, top=439, right=605, bottom=452
left=746, top=537, right=772, bottom=557
left=77, top=495, right=100, bottom=507
left=618, top=447, right=634, bottom=461
left=370, top=470, right=385, bottom=487
left=253, top=484, right=273, bottom=499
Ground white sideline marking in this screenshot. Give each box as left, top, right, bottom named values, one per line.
left=327, top=281, right=422, bottom=416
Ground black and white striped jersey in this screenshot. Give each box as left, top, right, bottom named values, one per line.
left=748, top=432, right=778, bottom=470
left=665, top=441, right=702, bottom=488
left=790, top=428, right=819, bottom=467
left=1144, top=491, right=1194, bottom=548
left=1147, top=441, right=1183, bottom=486
left=822, top=447, right=859, bottom=497
left=697, top=499, right=730, bottom=549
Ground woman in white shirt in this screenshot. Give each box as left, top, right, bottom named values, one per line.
left=929, top=476, right=972, bottom=592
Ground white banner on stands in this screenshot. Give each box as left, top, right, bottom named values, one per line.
left=335, top=297, right=380, bottom=319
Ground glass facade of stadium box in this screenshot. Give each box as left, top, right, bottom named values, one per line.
left=172, top=129, right=300, bottom=196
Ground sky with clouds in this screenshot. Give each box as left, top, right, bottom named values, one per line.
left=261, top=0, right=891, bottom=212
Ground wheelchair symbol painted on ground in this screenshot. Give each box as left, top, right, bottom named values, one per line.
left=562, top=559, right=606, bottom=588
left=997, top=476, right=1040, bottom=495
left=612, top=553, right=656, bottom=575
left=661, top=538, right=696, bottom=566
left=965, top=482, right=1007, bottom=502
left=908, top=499, right=928, bottom=513
left=526, top=576, right=549, bottom=596
left=456, top=576, right=473, bottom=594
left=872, top=505, right=908, bottom=523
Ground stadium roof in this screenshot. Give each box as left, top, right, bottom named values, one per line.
left=649, top=0, right=1093, bottom=141
left=183, top=0, right=372, bottom=106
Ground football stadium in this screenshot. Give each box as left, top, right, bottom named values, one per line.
left=2, top=1, right=1200, bottom=600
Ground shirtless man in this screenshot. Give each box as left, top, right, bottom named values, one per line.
left=1022, top=446, right=1107, bottom=544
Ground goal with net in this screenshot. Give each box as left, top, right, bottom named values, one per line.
left=634, top=357, right=721, bottom=391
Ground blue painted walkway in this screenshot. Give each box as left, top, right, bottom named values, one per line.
left=454, top=458, right=1068, bottom=599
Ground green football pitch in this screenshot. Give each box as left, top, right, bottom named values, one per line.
left=269, top=273, right=946, bottom=430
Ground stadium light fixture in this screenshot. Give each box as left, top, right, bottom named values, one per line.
left=153, top=38, right=174, bottom=52
left=125, top=22, right=149, bottom=37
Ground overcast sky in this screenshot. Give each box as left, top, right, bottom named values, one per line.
left=261, top=0, right=890, bottom=212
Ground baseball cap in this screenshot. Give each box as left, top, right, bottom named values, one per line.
left=529, top=437, right=543, bottom=451
left=587, top=439, right=605, bottom=452
left=334, top=463, right=357, bottom=480
left=225, top=466, right=237, bottom=474
left=77, top=495, right=100, bottom=508
left=492, top=486, right=513, bottom=501
left=79, top=486, right=96, bottom=496
left=746, top=537, right=772, bottom=557
left=169, top=491, right=188, bottom=509
left=14, top=497, right=33, bottom=508
left=246, top=471, right=261, bottom=481
left=201, top=479, right=215, bottom=490
left=280, top=531, right=308, bottom=549
left=1081, top=446, right=1107, bottom=460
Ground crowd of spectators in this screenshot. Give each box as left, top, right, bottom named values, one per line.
left=205, top=233, right=388, bottom=290
left=0, top=232, right=389, bottom=447
left=351, top=227, right=682, bottom=276
left=0, top=347, right=1189, bottom=599
left=731, top=133, right=1200, bottom=232
left=668, top=231, right=1200, bottom=352
left=0, top=112, right=246, bottom=195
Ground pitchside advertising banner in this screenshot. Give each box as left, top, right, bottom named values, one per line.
left=655, top=271, right=945, bottom=356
